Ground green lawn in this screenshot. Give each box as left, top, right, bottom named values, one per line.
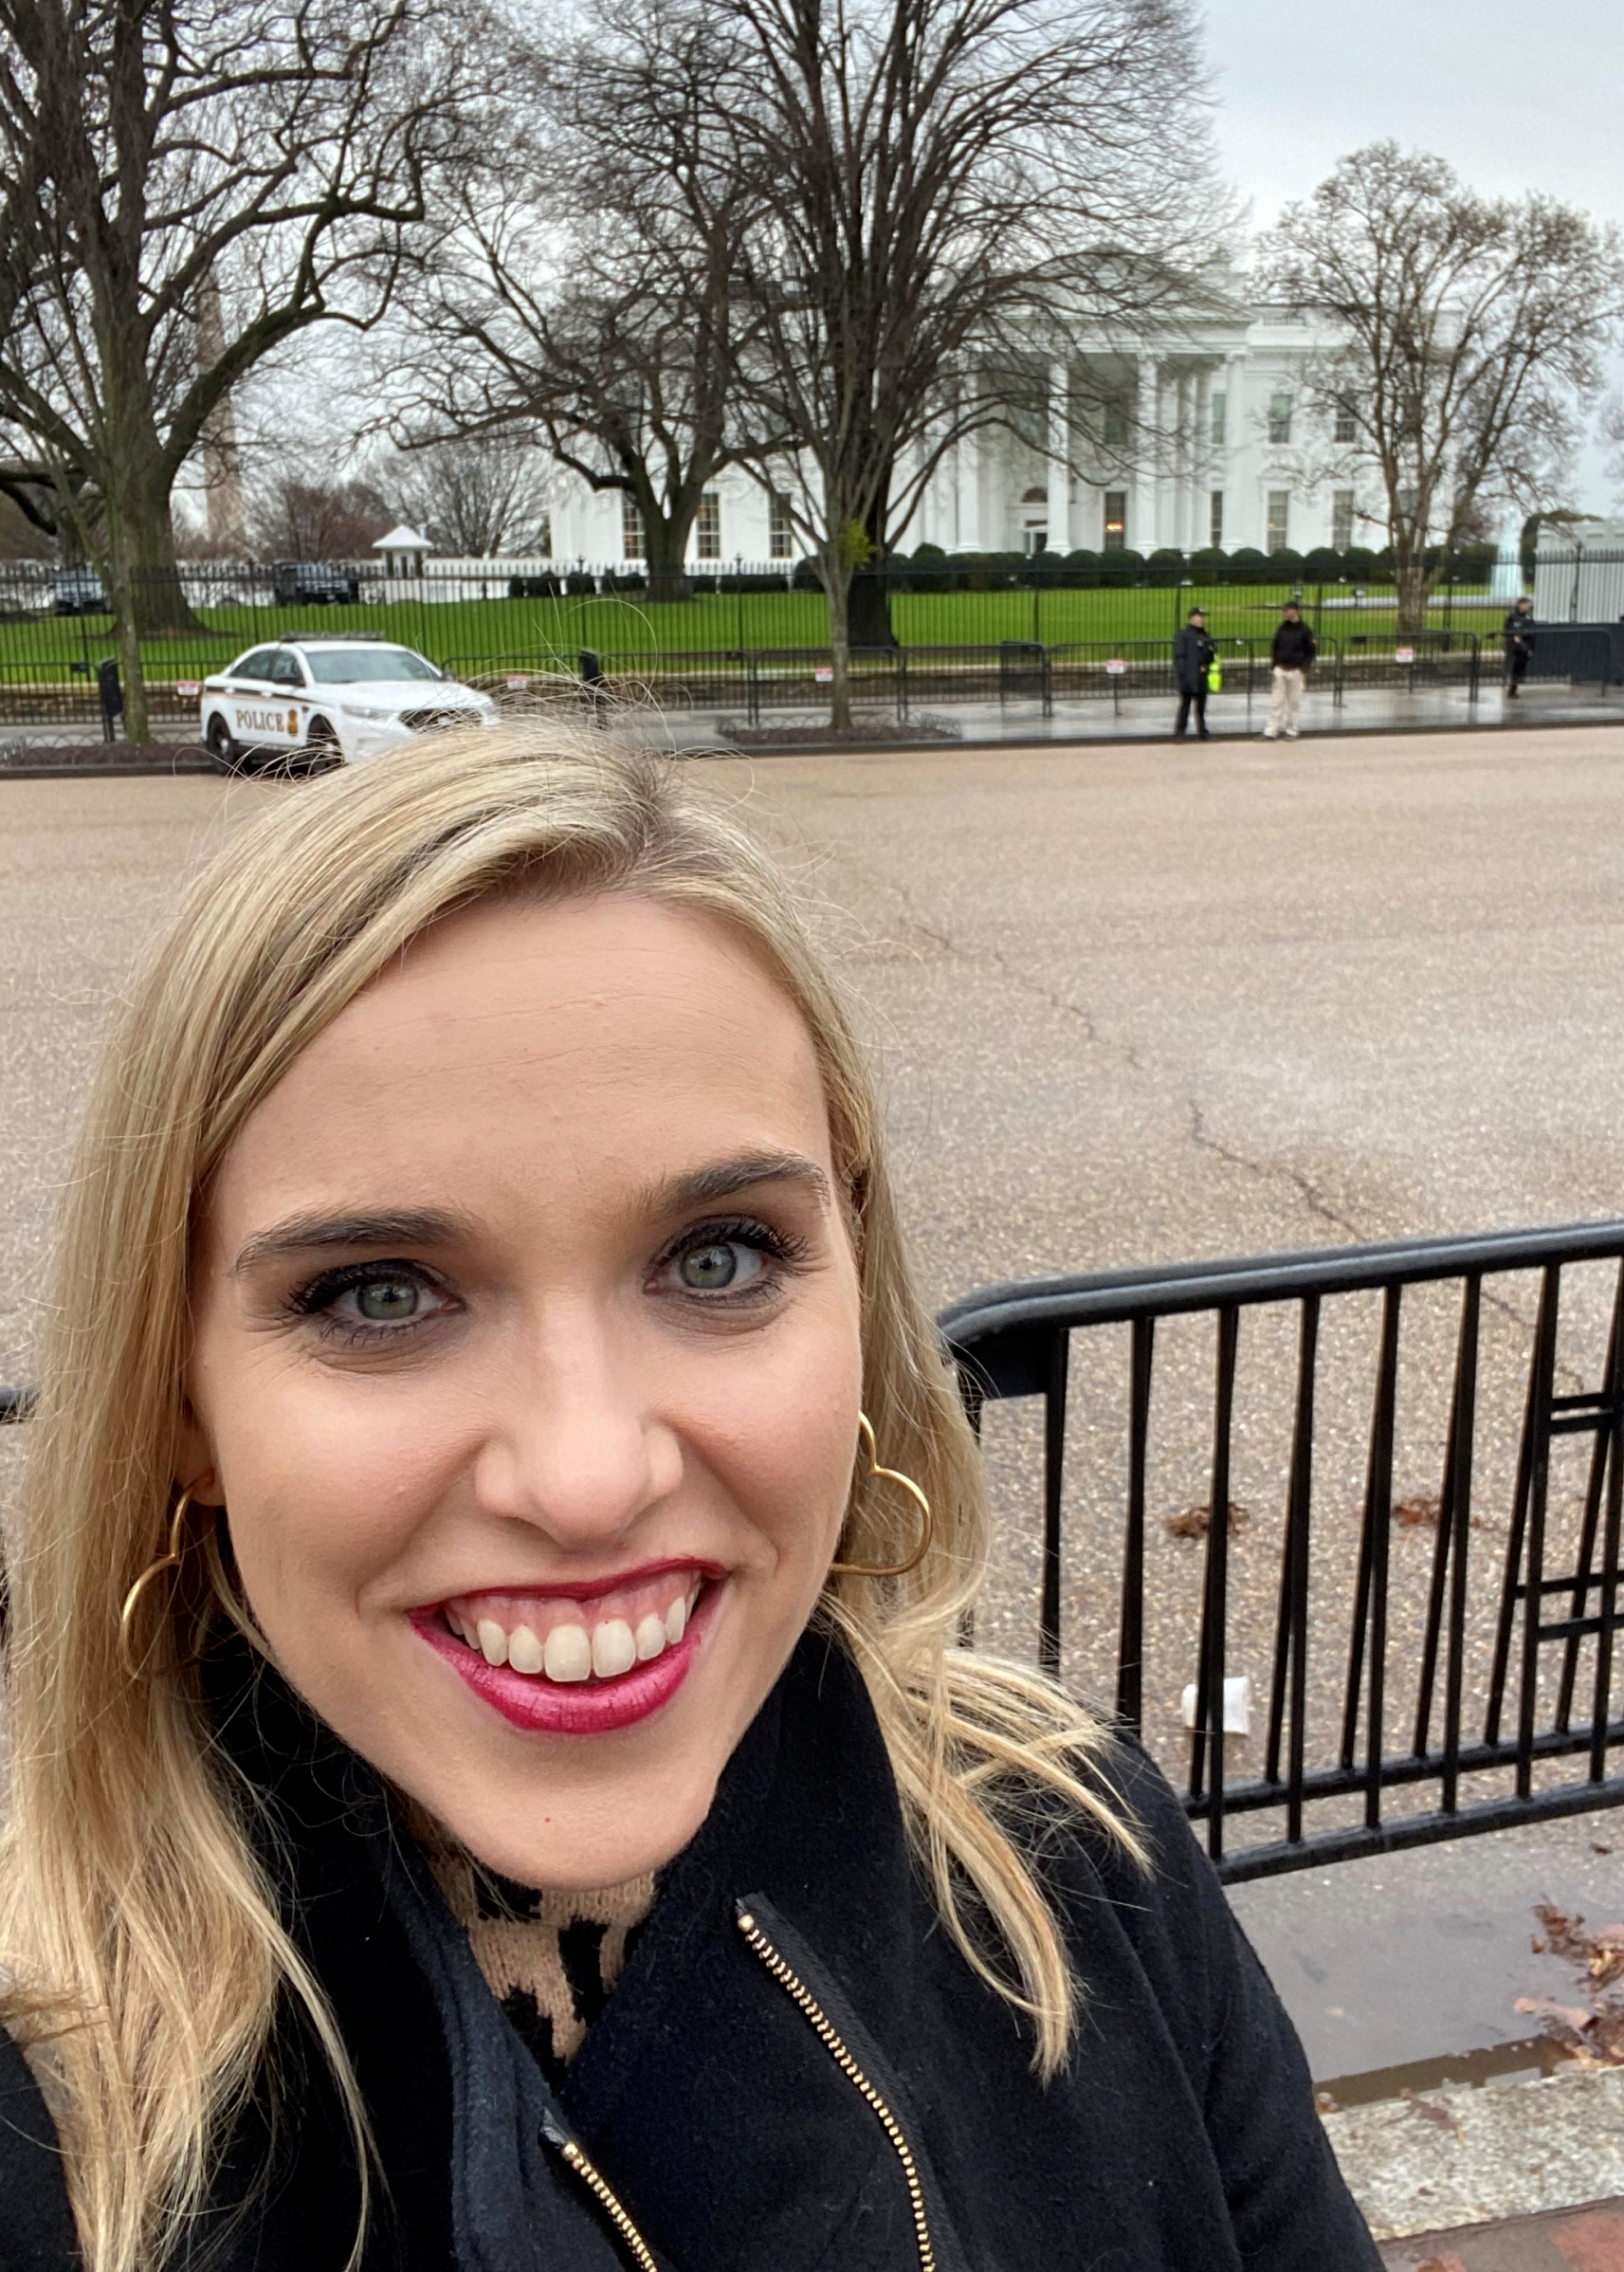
left=0, top=579, right=1496, bottom=687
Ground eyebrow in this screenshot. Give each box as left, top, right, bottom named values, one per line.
left=644, top=1150, right=832, bottom=1213
left=228, top=1155, right=830, bottom=1276
left=231, top=1207, right=477, bottom=1273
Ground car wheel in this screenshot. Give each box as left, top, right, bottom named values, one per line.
left=304, top=716, right=342, bottom=769
left=205, top=713, right=243, bottom=775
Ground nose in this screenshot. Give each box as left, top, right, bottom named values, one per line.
left=469, top=1310, right=684, bottom=1557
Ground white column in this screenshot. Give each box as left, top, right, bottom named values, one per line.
left=1137, top=356, right=1159, bottom=554
left=958, top=423, right=982, bottom=551
left=1047, top=359, right=1072, bottom=555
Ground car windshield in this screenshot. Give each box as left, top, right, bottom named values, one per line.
left=301, top=648, right=442, bottom=684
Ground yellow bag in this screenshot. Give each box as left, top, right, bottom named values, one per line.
left=1206, top=659, right=1223, bottom=693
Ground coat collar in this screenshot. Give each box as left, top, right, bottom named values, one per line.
left=209, top=1622, right=957, bottom=2272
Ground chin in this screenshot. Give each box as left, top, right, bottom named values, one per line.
left=445, top=1774, right=721, bottom=1892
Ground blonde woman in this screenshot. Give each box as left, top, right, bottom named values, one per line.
left=0, top=735, right=1378, bottom=2271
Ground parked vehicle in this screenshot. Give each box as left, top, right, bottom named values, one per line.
left=269, top=560, right=362, bottom=606
left=52, top=566, right=107, bottom=615
left=199, top=635, right=498, bottom=772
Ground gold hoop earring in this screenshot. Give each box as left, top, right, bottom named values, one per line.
left=119, top=1490, right=198, bottom=1680
left=829, top=1413, right=933, bottom=1580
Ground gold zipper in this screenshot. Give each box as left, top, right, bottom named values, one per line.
left=557, top=2136, right=661, bottom=2272
left=736, top=1909, right=938, bottom=2272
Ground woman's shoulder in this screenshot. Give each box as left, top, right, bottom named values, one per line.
left=1036, top=1730, right=1258, bottom=2026
left=0, top=2024, right=78, bottom=2267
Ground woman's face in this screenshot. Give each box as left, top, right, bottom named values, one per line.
left=183, top=893, right=864, bottom=1890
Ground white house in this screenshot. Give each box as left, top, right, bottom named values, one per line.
left=541, top=283, right=1373, bottom=568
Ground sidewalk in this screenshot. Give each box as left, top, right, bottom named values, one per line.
left=5, top=675, right=1624, bottom=771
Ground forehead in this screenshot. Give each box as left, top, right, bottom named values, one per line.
left=206, top=894, right=831, bottom=1233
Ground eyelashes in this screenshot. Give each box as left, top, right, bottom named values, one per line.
left=285, top=1217, right=811, bottom=1347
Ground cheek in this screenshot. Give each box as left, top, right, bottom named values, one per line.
left=213, top=1394, right=451, bottom=1622
left=709, top=1318, right=863, bottom=1578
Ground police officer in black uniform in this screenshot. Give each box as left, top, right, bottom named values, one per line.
left=1173, top=607, right=1216, bottom=738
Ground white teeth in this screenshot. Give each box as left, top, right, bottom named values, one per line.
left=634, top=1613, right=667, bottom=1660
left=543, top=1623, right=592, bottom=1682
left=665, top=1595, right=687, bottom=1645
left=477, top=1618, right=508, bottom=1667
left=507, top=1623, right=545, bottom=1675
left=592, top=1619, right=637, bottom=1678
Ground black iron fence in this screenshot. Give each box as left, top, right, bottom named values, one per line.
left=940, top=1220, right=1624, bottom=1883
left=0, top=550, right=1526, bottom=730
left=457, top=631, right=1483, bottom=730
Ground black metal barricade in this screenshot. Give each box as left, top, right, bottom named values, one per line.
left=940, top=1221, right=1624, bottom=1882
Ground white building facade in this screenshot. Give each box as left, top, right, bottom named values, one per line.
left=542, top=291, right=1370, bottom=568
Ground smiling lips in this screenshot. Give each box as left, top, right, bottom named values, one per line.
left=411, top=1564, right=715, bottom=1735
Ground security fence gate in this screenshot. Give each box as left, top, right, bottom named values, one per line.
left=6, top=1220, right=1623, bottom=1887
left=940, top=1220, right=1624, bottom=1883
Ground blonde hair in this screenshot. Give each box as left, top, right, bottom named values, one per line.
left=0, top=729, right=1140, bottom=2272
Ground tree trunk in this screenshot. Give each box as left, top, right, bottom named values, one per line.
left=825, top=555, right=853, bottom=732
left=643, top=512, right=694, bottom=603
left=1396, top=558, right=1429, bottom=637
left=847, top=567, right=896, bottom=650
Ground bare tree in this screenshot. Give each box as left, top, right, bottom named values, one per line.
left=0, top=0, right=472, bottom=734
left=383, top=431, right=554, bottom=557
left=393, top=28, right=758, bottom=602
left=250, top=469, right=391, bottom=561
left=581, top=0, right=1215, bottom=724
left=1260, top=144, right=1624, bottom=633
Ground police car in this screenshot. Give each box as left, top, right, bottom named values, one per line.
left=199, top=634, right=499, bottom=772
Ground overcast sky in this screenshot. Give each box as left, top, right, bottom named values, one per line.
left=1201, top=0, right=1624, bottom=506
left=1203, top=0, right=1624, bottom=229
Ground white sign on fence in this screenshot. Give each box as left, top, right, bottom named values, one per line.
left=175, top=680, right=200, bottom=698
left=1105, top=658, right=1126, bottom=676
left=1395, top=646, right=1415, bottom=665
left=505, top=675, right=530, bottom=689
left=814, top=665, right=833, bottom=683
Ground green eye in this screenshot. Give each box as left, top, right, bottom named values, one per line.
left=355, top=1274, right=421, bottom=1321
left=679, top=1243, right=741, bottom=1290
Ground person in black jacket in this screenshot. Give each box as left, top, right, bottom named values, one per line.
left=0, top=732, right=1382, bottom=2272
left=1504, top=595, right=1535, bottom=696
left=1264, top=601, right=1317, bottom=738
left=1172, top=606, right=1216, bottom=738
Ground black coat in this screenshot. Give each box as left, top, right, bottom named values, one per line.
left=0, top=1634, right=1381, bottom=2271
left=1270, top=619, right=1317, bottom=670
left=1173, top=625, right=1216, bottom=694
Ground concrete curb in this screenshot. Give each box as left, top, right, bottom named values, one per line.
left=1326, top=2066, right=1624, bottom=2242
left=3, top=707, right=1624, bottom=778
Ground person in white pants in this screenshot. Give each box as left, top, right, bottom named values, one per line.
left=1263, top=602, right=1317, bottom=738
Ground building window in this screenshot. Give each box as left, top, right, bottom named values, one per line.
left=1267, top=490, right=1290, bottom=553
left=1102, top=399, right=1127, bottom=449
left=1210, top=392, right=1227, bottom=448
left=1332, top=490, right=1356, bottom=551
left=1268, top=392, right=1294, bottom=446
left=769, top=495, right=794, bottom=559
left=1334, top=399, right=1358, bottom=444
left=537, top=511, right=553, bottom=558
left=621, top=496, right=645, bottom=560
left=1103, top=491, right=1127, bottom=550
left=695, top=490, right=721, bottom=559
left=1209, top=491, right=1224, bottom=551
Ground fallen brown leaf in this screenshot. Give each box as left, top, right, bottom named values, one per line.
left=1401, top=2088, right=1461, bottom=2135
left=1395, top=1496, right=1441, bottom=1528
left=1166, top=1501, right=1250, bottom=1540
